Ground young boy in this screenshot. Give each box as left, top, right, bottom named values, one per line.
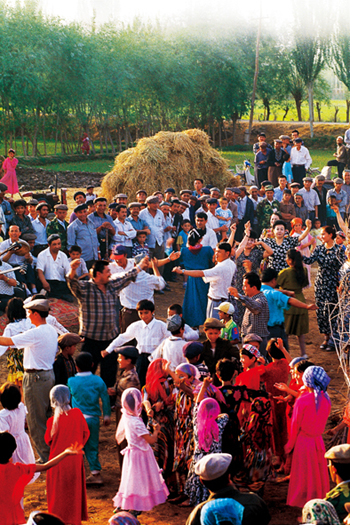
left=325, top=444, right=350, bottom=521
left=68, top=352, right=111, bottom=485
left=132, top=230, right=150, bottom=259
left=53, top=333, right=81, bottom=385
left=326, top=193, right=340, bottom=229
left=201, top=317, right=239, bottom=378
left=86, top=185, right=97, bottom=203
left=68, top=245, right=89, bottom=280
left=214, top=301, right=239, bottom=344
left=9, top=199, right=35, bottom=236
left=176, top=219, right=192, bottom=250
left=167, top=303, right=199, bottom=341
left=215, top=197, right=233, bottom=228
left=336, top=230, right=346, bottom=251
left=27, top=198, right=39, bottom=221
left=183, top=341, right=210, bottom=380
left=150, top=314, right=186, bottom=370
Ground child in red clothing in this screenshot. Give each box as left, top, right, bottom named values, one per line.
left=235, top=344, right=266, bottom=393
left=0, top=431, right=82, bottom=525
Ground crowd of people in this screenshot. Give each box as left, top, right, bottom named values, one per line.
left=1, top=129, right=350, bottom=525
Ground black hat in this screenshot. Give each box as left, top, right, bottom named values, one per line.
left=74, top=203, right=88, bottom=213
left=73, top=191, right=86, bottom=200
left=116, top=346, right=139, bottom=360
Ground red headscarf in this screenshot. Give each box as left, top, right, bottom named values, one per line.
left=290, top=217, right=303, bottom=236
left=145, top=358, right=172, bottom=405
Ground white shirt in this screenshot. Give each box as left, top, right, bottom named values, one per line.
left=150, top=336, right=186, bottom=370
left=202, top=258, right=236, bottom=300
left=0, top=239, right=27, bottom=265
left=139, top=208, right=165, bottom=248
left=37, top=248, right=71, bottom=281
left=0, top=318, right=34, bottom=356
left=299, top=188, right=321, bottom=211
left=11, top=324, right=58, bottom=370
left=110, top=259, right=165, bottom=309
left=207, top=211, right=220, bottom=230
left=290, top=146, right=312, bottom=170
left=0, top=261, right=16, bottom=295
left=201, top=227, right=218, bottom=250
left=182, top=208, right=190, bottom=221
left=32, top=218, right=50, bottom=245
left=105, top=317, right=170, bottom=355
left=184, top=324, right=199, bottom=341
left=111, top=218, right=136, bottom=248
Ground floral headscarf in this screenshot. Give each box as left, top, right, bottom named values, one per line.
left=197, top=398, right=221, bottom=452
left=176, top=363, right=200, bottom=380
left=303, top=366, right=331, bottom=411
left=242, top=344, right=261, bottom=359
left=108, top=511, right=140, bottom=525
left=302, top=499, right=340, bottom=525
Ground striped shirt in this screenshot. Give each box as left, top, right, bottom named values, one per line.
left=67, top=268, right=138, bottom=340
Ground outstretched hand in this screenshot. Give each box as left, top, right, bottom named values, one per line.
left=65, top=442, right=84, bottom=455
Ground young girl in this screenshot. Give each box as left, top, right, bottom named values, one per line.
left=0, top=298, right=34, bottom=389
left=45, top=385, right=90, bottom=525
left=286, top=366, right=331, bottom=508
left=0, top=383, right=38, bottom=482
left=184, top=377, right=229, bottom=506
left=235, top=344, right=266, bottom=396
left=310, top=218, right=323, bottom=247
left=113, top=388, right=169, bottom=513
left=290, top=217, right=316, bottom=286
left=1, top=149, right=18, bottom=196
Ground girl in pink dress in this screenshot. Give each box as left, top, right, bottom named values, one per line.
left=113, top=388, right=169, bottom=514
left=1, top=149, right=18, bottom=196
left=285, top=366, right=331, bottom=508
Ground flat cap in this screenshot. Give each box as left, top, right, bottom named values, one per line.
left=136, top=189, right=147, bottom=195
left=166, top=314, right=183, bottom=332
left=146, top=196, right=159, bottom=205
left=160, top=201, right=171, bottom=208
left=171, top=198, right=181, bottom=205
left=261, top=180, right=271, bottom=187
left=199, top=195, right=209, bottom=202
left=27, top=198, right=38, bottom=206
left=334, top=178, right=343, bottom=184
left=0, top=182, right=8, bottom=192
left=210, top=187, right=220, bottom=193
left=182, top=341, right=204, bottom=359
left=303, top=177, right=313, bottom=182
left=274, top=138, right=282, bottom=143
left=128, top=202, right=141, bottom=208
left=294, top=138, right=303, bottom=143
left=214, top=301, right=235, bottom=315
left=87, top=184, right=94, bottom=190
left=73, top=191, right=85, bottom=200
left=189, top=195, right=198, bottom=202
left=201, top=188, right=210, bottom=195
left=315, top=175, right=325, bottom=181
left=94, top=197, right=107, bottom=204
left=164, top=187, right=175, bottom=194
left=203, top=318, right=223, bottom=330
left=232, top=188, right=241, bottom=195
left=290, top=182, right=301, bottom=188
left=325, top=444, right=350, bottom=464
left=243, top=333, right=262, bottom=343
left=74, top=203, right=88, bottom=213
left=108, top=202, right=118, bottom=209
left=115, top=193, right=127, bottom=199
left=207, top=198, right=218, bottom=205
left=194, top=453, right=232, bottom=480
left=24, top=298, right=50, bottom=312
left=295, top=192, right=304, bottom=197
left=58, top=333, right=83, bottom=348
left=54, top=204, right=68, bottom=211
left=116, top=345, right=139, bottom=360
left=180, top=189, right=192, bottom=195
left=36, top=202, right=49, bottom=211
left=279, top=135, right=290, bottom=140
left=180, top=200, right=189, bottom=208
left=265, top=185, right=274, bottom=191
left=21, top=233, right=37, bottom=241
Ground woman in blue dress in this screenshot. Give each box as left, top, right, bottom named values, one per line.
left=180, top=229, right=214, bottom=328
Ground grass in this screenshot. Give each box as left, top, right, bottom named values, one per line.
left=33, top=159, right=115, bottom=173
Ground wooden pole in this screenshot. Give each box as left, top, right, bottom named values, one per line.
left=246, top=0, right=262, bottom=145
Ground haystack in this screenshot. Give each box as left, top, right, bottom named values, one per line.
left=101, top=129, right=239, bottom=201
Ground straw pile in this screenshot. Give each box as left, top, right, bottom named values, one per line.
left=101, top=129, right=238, bottom=201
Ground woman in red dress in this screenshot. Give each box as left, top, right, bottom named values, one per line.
left=45, top=385, right=90, bottom=525
left=1, top=149, right=18, bottom=196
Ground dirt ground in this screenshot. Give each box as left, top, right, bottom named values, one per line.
left=0, top=265, right=346, bottom=525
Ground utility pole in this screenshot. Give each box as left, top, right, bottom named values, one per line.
left=245, top=1, right=262, bottom=146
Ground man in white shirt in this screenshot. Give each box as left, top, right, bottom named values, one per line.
left=195, top=212, right=218, bottom=250
left=139, top=196, right=166, bottom=261
left=299, top=177, right=321, bottom=222
left=110, top=204, right=136, bottom=256
left=37, top=234, right=73, bottom=302
left=109, top=245, right=166, bottom=331
left=290, top=138, right=312, bottom=185
left=101, top=299, right=170, bottom=386
left=0, top=298, right=58, bottom=463
left=173, top=242, right=236, bottom=319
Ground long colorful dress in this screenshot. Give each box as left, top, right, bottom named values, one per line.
left=286, top=391, right=331, bottom=508
left=303, top=244, right=346, bottom=335
left=45, top=408, right=90, bottom=525
left=180, top=246, right=214, bottom=327
left=277, top=267, right=309, bottom=336
left=172, top=390, right=195, bottom=492
left=1, top=156, right=19, bottom=195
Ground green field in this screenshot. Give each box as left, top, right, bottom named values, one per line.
left=36, top=159, right=115, bottom=173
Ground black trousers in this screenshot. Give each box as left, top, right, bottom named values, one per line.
left=327, top=160, right=346, bottom=177
left=47, top=280, right=74, bottom=302
left=136, top=353, right=151, bottom=388
left=292, top=165, right=306, bottom=185
left=81, top=337, right=118, bottom=388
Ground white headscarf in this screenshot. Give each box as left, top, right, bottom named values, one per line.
left=50, top=385, right=71, bottom=437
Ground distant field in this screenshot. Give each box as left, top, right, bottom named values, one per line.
left=34, top=159, right=115, bottom=173
left=250, top=100, right=349, bottom=123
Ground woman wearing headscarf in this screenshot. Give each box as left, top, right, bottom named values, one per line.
left=285, top=366, right=332, bottom=508
left=301, top=499, right=341, bottom=525
left=179, top=229, right=214, bottom=328
left=184, top=387, right=229, bottom=506
left=200, top=497, right=244, bottom=525
left=44, top=385, right=90, bottom=525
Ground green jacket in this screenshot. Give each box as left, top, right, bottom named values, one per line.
left=256, top=199, right=280, bottom=230
left=46, top=217, right=68, bottom=251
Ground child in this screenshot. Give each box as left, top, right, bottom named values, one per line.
left=27, top=199, right=39, bottom=221
left=10, top=199, right=35, bottom=235
left=336, top=230, right=346, bottom=251
left=183, top=341, right=210, bottom=381
left=176, top=219, right=192, bottom=252
left=132, top=230, right=150, bottom=259
left=0, top=431, right=82, bottom=525
left=167, top=303, right=199, bottom=341
left=214, top=301, right=239, bottom=343
left=215, top=197, right=233, bottom=228
left=235, top=344, right=265, bottom=394
left=86, top=185, right=96, bottom=202
left=201, top=318, right=239, bottom=378
left=53, top=333, right=81, bottom=385
left=68, top=246, right=89, bottom=280
left=0, top=383, right=38, bottom=482
left=113, top=388, right=169, bottom=514
left=327, top=193, right=340, bottom=229
left=68, top=352, right=111, bottom=485
left=45, top=385, right=90, bottom=525
left=310, top=218, right=323, bottom=247
left=150, top=314, right=186, bottom=371
left=216, top=358, right=249, bottom=428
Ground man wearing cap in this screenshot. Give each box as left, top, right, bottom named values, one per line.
left=0, top=181, right=13, bottom=232
left=327, top=178, right=348, bottom=219
left=53, top=332, right=81, bottom=385
left=32, top=202, right=50, bottom=257
left=273, top=175, right=288, bottom=203
left=114, top=193, right=128, bottom=206
left=327, top=136, right=347, bottom=177
left=180, top=189, right=192, bottom=204
left=279, top=189, right=296, bottom=230
left=325, top=444, right=350, bottom=521
left=173, top=242, right=236, bottom=319
left=126, top=202, right=151, bottom=235
left=163, top=187, right=176, bottom=203
left=186, top=453, right=270, bottom=525
left=196, top=195, right=209, bottom=215
left=27, top=198, right=39, bottom=221
left=46, top=204, right=69, bottom=252
left=0, top=298, right=58, bottom=462
left=236, top=187, right=254, bottom=242
left=268, top=140, right=290, bottom=187
left=67, top=203, right=100, bottom=269
left=294, top=192, right=309, bottom=224
left=314, top=175, right=328, bottom=226
left=69, top=191, right=86, bottom=224
left=9, top=199, right=35, bottom=237
left=299, top=177, right=320, bottom=222
left=109, top=204, right=136, bottom=257
left=254, top=141, right=270, bottom=187
left=139, top=196, right=166, bottom=262
left=290, top=138, right=312, bottom=185
left=256, top=185, right=280, bottom=230
left=210, top=187, right=220, bottom=200
left=109, top=246, right=166, bottom=331
left=136, top=189, right=147, bottom=204
left=88, top=197, right=116, bottom=259
left=37, top=234, right=73, bottom=302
